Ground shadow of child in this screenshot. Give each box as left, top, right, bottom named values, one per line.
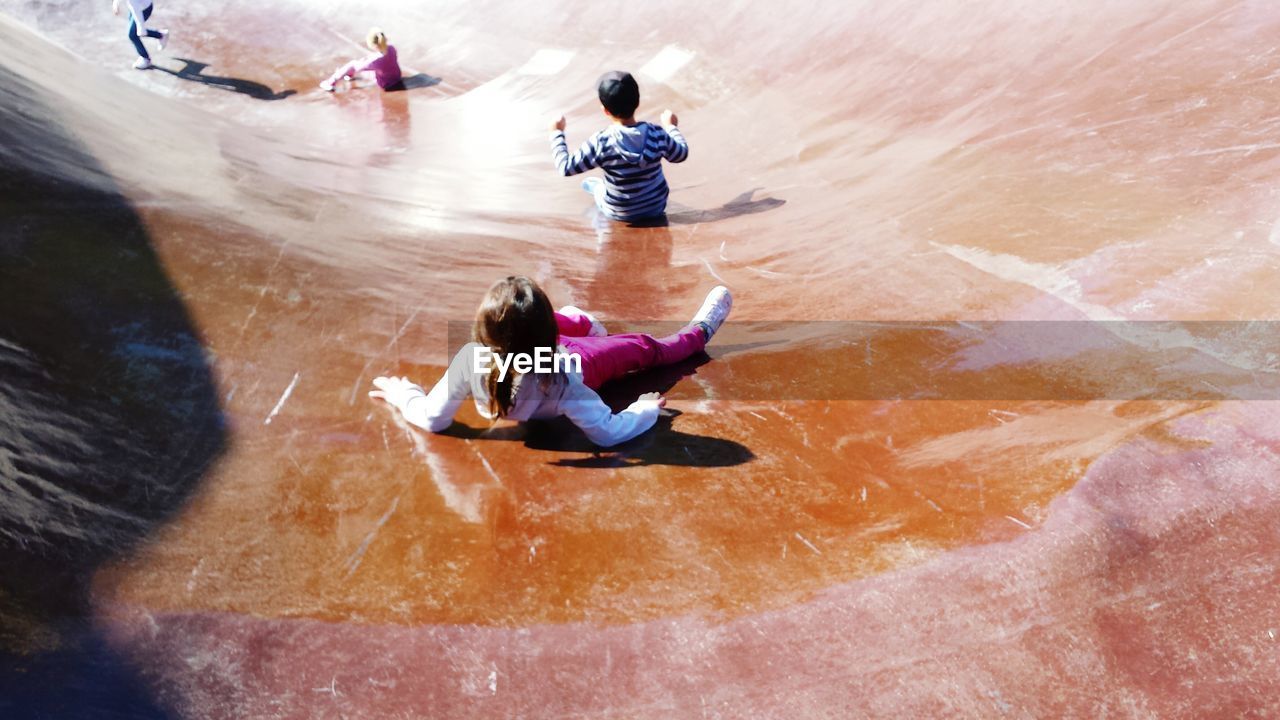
left=155, top=58, right=295, bottom=101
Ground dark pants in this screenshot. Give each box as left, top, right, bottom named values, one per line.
left=128, top=5, right=162, bottom=60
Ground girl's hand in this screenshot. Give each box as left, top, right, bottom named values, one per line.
left=369, top=376, right=426, bottom=409
left=551, top=115, right=567, bottom=132
left=637, top=391, right=666, bottom=408
left=661, top=109, right=678, bottom=127
left=112, top=0, right=120, bottom=15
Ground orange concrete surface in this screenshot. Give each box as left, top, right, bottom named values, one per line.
left=2, top=0, right=1279, bottom=717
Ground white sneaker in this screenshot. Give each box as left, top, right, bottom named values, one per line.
left=319, top=79, right=336, bottom=92
left=133, top=57, right=152, bottom=70
left=558, top=306, right=607, bottom=337
left=691, top=286, right=732, bottom=341
left=157, top=29, right=169, bottom=52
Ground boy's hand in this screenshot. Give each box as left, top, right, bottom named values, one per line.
left=112, top=0, right=119, bottom=15
left=551, top=115, right=566, bottom=132
left=661, top=109, right=678, bottom=127
left=637, top=391, right=667, bottom=408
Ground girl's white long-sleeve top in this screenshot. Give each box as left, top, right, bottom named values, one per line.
left=394, top=343, right=660, bottom=447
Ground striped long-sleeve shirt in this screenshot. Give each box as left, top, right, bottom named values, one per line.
left=551, top=122, right=689, bottom=221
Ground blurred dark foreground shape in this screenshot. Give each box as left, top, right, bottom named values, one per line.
left=0, top=60, right=226, bottom=716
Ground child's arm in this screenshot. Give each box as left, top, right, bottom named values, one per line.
left=557, top=376, right=664, bottom=447
left=659, top=110, right=689, bottom=164
left=550, top=117, right=603, bottom=176
left=354, top=51, right=388, bottom=75
left=370, top=343, right=478, bottom=432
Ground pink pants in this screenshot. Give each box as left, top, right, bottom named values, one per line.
left=555, top=312, right=706, bottom=390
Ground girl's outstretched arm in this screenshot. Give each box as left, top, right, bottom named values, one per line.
left=557, top=375, right=664, bottom=447
left=370, top=343, right=479, bottom=432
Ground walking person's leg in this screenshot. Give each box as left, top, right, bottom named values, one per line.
left=127, top=13, right=149, bottom=60
left=142, top=6, right=163, bottom=39
left=128, top=6, right=165, bottom=67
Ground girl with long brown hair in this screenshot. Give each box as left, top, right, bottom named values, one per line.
left=370, top=277, right=731, bottom=447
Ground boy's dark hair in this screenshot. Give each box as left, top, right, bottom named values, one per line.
left=597, top=71, right=640, bottom=119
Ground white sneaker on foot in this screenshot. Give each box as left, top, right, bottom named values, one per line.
left=558, top=306, right=607, bottom=337
left=133, top=57, right=152, bottom=70
left=157, top=29, right=169, bottom=52
left=319, top=79, right=336, bottom=92
left=691, top=286, right=732, bottom=341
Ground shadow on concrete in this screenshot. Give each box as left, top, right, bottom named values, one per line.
left=0, top=64, right=226, bottom=717
left=388, top=73, right=442, bottom=91
left=0, top=632, right=173, bottom=719
left=534, top=410, right=754, bottom=468
left=666, top=187, right=786, bottom=225
left=156, top=58, right=296, bottom=100
left=532, top=355, right=753, bottom=467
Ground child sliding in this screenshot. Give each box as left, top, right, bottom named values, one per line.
left=370, top=277, right=732, bottom=447
left=320, top=28, right=403, bottom=92
left=551, top=71, right=688, bottom=222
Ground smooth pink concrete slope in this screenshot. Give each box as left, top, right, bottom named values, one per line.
left=101, top=403, right=1280, bottom=718
left=1, top=0, right=1279, bottom=717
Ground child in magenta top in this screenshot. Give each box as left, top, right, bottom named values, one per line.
left=321, top=28, right=402, bottom=91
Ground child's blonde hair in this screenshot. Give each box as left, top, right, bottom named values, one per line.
left=366, top=28, right=389, bottom=53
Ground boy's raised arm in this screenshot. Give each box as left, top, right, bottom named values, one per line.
left=550, top=116, right=602, bottom=176
left=660, top=111, right=689, bottom=163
